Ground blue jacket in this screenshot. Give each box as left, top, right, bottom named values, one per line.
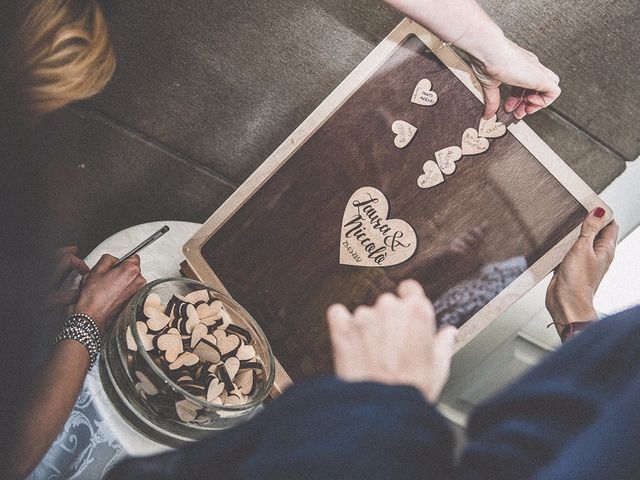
left=108, top=306, right=640, bottom=479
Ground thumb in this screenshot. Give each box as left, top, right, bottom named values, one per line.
left=579, top=207, right=607, bottom=248
left=432, top=326, right=458, bottom=367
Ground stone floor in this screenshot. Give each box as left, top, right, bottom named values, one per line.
left=41, top=0, right=638, bottom=252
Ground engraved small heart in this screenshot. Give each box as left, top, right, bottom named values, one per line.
left=411, top=78, right=438, bottom=106
left=340, top=186, right=417, bottom=267
left=392, top=120, right=417, bottom=149
left=478, top=115, right=506, bottom=138
left=434, top=146, right=462, bottom=175
left=461, top=128, right=489, bottom=155
left=417, top=160, right=445, bottom=189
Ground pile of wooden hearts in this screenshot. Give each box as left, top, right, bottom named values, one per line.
left=126, top=288, right=264, bottom=423
left=390, top=77, right=507, bottom=189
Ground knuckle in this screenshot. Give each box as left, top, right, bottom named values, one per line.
left=352, top=306, right=367, bottom=317
left=123, top=262, right=140, bottom=276
left=352, top=306, right=371, bottom=320
left=376, top=293, right=396, bottom=308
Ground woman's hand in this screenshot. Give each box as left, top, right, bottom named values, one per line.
left=326, top=280, right=458, bottom=403
left=75, top=254, right=146, bottom=334
left=470, top=37, right=561, bottom=120
left=546, top=208, right=618, bottom=330
left=46, top=246, right=90, bottom=308
left=383, top=0, right=560, bottom=120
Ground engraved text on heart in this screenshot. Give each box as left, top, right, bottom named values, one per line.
left=340, top=187, right=417, bottom=267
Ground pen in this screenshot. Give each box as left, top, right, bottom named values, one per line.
left=112, top=225, right=170, bottom=267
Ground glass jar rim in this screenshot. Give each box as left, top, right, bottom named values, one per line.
left=129, top=277, right=276, bottom=411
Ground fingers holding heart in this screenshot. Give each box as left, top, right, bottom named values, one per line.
left=478, top=115, right=506, bottom=139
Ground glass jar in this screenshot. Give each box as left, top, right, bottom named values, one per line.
left=100, top=278, right=275, bottom=445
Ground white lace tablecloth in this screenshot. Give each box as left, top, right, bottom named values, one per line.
left=29, top=221, right=201, bottom=480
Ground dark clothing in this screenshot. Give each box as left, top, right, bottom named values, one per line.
left=109, top=306, right=640, bottom=480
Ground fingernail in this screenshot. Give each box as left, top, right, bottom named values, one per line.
left=594, top=207, right=605, bottom=218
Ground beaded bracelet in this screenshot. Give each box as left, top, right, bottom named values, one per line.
left=54, top=313, right=102, bottom=370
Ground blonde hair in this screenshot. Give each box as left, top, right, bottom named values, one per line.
left=17, top=0, right=116, bottom=117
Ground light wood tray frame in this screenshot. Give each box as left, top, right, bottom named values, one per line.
left=182, top=19, right=612, bottom=394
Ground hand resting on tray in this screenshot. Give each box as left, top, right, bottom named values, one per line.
left=327, top=280, right=458, bottom=403
left=546, top=207, right=619, bottom=337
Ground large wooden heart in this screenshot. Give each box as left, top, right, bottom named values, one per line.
left=340, top=186, right=417, bottom=267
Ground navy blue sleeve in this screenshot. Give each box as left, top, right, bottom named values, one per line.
left=459, top=305, right=640, bottom=480
left=108, top=378, right=455, bottom=480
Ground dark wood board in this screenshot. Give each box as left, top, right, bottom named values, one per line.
left=192, top=34, right=587, bottom=381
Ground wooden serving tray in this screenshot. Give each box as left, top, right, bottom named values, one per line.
left=182, top=20, right=612, bottom=393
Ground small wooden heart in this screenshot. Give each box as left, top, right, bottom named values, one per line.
left=196, top=301, right=223, bottom=325
left=206, top=377, right=225, bottom=402
left=157, top=330, right=184, bottom=363
left=236, top=344, right=256, bottom=361
left=435, top=146, right=462, bottom=175
left=214, top=330, right=241, bottom=355
left=411, top=78, right=438, bottom=106
left=190, top=323, right=208, bottom=348
left=126, top=321, right=155, bottom=351
left=340, top=186, right=416, bottom=267
left=143, top=293, right=163, bottom=317
left=225, top=356, right=240, bottom=380
left=193, top=338, right=221, bottom=363
left=185, top=304, right=200, bottom=333
left=235, top=369, right=255, bottom=395
left=135, top=370, right=159, bottom=396
left=461, top=128, right=490, bottom=155
left=185, top=288, right=210, bottom=304
left=175, top=399, right=199, bottom=422
left=392, top=120, right=417, bottom=149
left=169, top=351, right=199, bottom=370
left=478, top=115, right=506, bottom=138
left=417, top=160, right=445, bottom=189
left=146, top=309, right=171, bottom=331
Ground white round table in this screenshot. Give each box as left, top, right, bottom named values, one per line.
left=29, top=221, right=201, bottom=480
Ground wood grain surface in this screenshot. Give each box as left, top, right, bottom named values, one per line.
left=199, top=35, right=585, bottom=380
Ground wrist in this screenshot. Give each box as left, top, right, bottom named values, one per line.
left=549, top=298, right=597, bottom=327
left=454, top=22, right=508, bottom=68
left=73, top=303, right=107, bottom=334
left=55, top=314, right=102, bottom=370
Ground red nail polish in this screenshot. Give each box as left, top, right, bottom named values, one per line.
left=594, top=207, right=605, bottom=218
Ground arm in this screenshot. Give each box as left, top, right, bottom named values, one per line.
left=384, top=0, right=561, bottom=119
left=8, top=252, right=146, bottom=479
left=546, top=207, right=619, bottom=340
